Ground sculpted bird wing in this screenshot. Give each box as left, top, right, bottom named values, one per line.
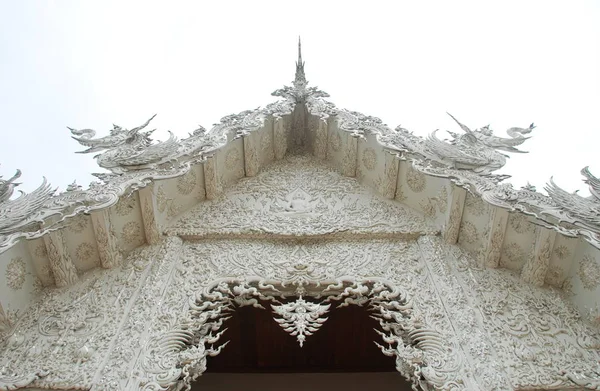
left=545, top=178, right=600, bottom=226
left=426, top=130, right=489, bottom=166
left=581, top=166, right=600, bottom=201
left=446, top=112, right=473, bottom=134
left=113, top=131, right=179, bottom=166
left=0, top=178, right=55, bottom=233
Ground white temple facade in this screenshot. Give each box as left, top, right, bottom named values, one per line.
left=1, top=40, right=600, bottom=391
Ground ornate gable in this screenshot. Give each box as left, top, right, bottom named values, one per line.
left=1, top=39, right=600, bottom=391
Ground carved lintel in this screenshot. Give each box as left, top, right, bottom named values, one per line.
left=243, top=132, right=260, bottom=177
left=341, top=133, right=358, bottom=177
left=90, top=208, right=121, bottom=268
left=43, top=229, right=78, bottom=287
left=313, top=119, right=328, bottom=160
left=443, top=185, right=467, bottom=244
left=138, top=185, right=161, bottom=245
left=203, top=155, right=221, bottom=200
left=479, top=207, right=508, bottom=268
left=274, top=116, right=288, bottom=160
left=521, top=228, right=556, bottom=286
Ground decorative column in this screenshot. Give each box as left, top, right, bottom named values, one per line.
left=521, top=228, right=556, bottom=286
left=43, top=229, right=78, bottom=287
left=138, top=185, right=161, bottom=245
left=90, top=208, right=122, bottom=268
left=273, top=116, right=288, bottom=160
left=243, top=132, right=260, bottom=177
left=203, top=156, right=221, bottom=200
left=313, top=119, right=328, bottom=160
left=442, top=185, right=467, bottom=244
left=341, top=133, right=358, bottom=177
left=378, top=152, right=399, bottom=199
left=479, top=207, right=508, bottom=268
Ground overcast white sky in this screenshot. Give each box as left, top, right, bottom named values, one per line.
left=1, top=1, right=598, bottom=196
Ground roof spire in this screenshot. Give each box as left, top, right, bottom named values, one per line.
left=293, top=36, right=307, bottom=89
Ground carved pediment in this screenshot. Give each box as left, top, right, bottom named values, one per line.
left=167, top=154, right=438, bottom=239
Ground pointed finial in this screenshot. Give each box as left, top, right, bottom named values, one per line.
left=298, top=36, right=303, bottom=65
left=293, top=36, right=307, bottom=89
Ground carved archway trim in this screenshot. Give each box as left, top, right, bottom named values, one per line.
left=140, top=274, right=466, bottom=391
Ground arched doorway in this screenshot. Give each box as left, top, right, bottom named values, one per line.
left=191, top=299, right=413, bottom=391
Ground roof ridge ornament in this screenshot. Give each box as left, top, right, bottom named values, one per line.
left=271, top=38, right=330, bottom=103
left=293, top=36, right=307, bottom=90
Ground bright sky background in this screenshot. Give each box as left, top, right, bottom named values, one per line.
left=1, top=1, right=598, bottom=197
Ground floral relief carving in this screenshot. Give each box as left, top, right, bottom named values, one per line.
left=67, top=214, right=89, bottom=234
left=156, top=185, right=181, bottom=219
left=114, top=194, right=137, bottom=217
left=578, top=255, right=600, bottom=291
left=168, top=155, right=435, bottom=238
left=465, top=193, right=487, bottom=217
left=502, top=242, right=526, bottom=267
left=406, top=165, right=426, bottom=193
left=373, top=157, right=398, bottom=199
left=5, top=257, right=26, bottom=290
left=553, top=244, right=571, bottom=261
left=443, top=200, right=462, bottom=243
left=458, top=220, right=479, bottom=244
left=420, top=199, right=436, bottom=218
left=121, top=221, right=142, bottom=245
left=509, top=213, right=533, bottom=234
left=75, top=242, right=98, bottom=266
left=176, top=170, right=197, bottom=196
left=361, top=147, right=377, bottom=171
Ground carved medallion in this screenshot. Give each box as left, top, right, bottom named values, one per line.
left=75, top=242, right=98, bottom=266
left=553, top=245, right=571, bottom=261
left=121, top=221, right=142, bottom=245
left=578, top=255, right=600, bottom=291
left=176, top=170, right=197, bottom=196
left=361, top=147, right=377, bottom=171
left=67, top=214, right=89, bottom=234
left=509, top=213, right=533, bottom=234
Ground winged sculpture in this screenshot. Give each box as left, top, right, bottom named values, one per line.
left=544, top=166, right=600, bottom=232
left=423, top=113, right=535, bottom=174
left=69, top=115, right=179, bottom=173
left=0, top=169, right=55, bottom=235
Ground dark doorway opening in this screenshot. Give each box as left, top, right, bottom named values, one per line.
left=191, top=299, right=415, bottom=390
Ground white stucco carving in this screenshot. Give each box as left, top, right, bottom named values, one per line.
left=0, top=39, right=599, bottom=391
